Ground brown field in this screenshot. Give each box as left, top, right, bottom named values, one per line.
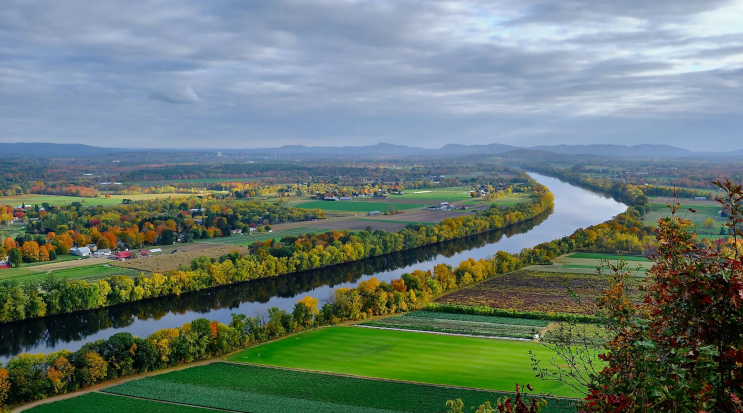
left=112, top=244, right=249, bottom=273
left=436, top=270, right=624, bottom=314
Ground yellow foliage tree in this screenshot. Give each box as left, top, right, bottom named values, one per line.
left=297, top=296, right=319, bottom=314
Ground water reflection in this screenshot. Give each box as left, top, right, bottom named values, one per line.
left=0, top=173, right=627, bottom=361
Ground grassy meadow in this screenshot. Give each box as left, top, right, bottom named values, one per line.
left=0, top=193, right=184, bottom=207
left=0, top=262, right=141, bottom=284
left=295, top=201, right=424, bottom=213
left=227, top=326, right=578, bottom=397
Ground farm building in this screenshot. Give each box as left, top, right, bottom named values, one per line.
left=140, top=249, right=151, bottom=257
left=323, top=196, right=339, bottom=201
left=113, top=251, right=131, bottom=260
left=231, top=229, right=243, bottom=234
left=93, top=249, right=111, bottom=257
left=339, top=197, right=352, bottom=201
left=70, top=247, right=91, bottom=257
left=694, top=196, right=707, bottom=200
left=368, top=211, right=381, bottom=216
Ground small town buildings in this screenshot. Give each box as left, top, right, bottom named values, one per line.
left=70, top=247, right=91, bottom=257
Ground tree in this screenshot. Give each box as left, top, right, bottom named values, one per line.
left=20, top=241, right=39, bottom=263
left=583, top=180, right=743, bottom=412
left=160, top=229, right=175, bottom=245
left=8, top=247, right=21, bottom=268
left=704, top=217, right=716, bottom=228
left=0, top=368, right=9, bottom=409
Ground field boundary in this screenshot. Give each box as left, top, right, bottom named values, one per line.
left=221, top=361, right=578, bottom=400
left=353, top=324, right=536, bottom=342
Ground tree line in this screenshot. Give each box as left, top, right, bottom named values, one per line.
left=0, top=179, right=554, bottom=323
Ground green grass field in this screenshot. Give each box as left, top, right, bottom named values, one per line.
left=492, top=193, right=531, bottom=206
left=394, top=188, right=476, bottom=201
left=568, top=253, right=650, bottom=262
left=25, top=392, right=210, bottom=413
left=195, top=227, right=332, bottom=246
left=103, top=363, right=576, bottom=413
left=643, top=202, right=725, bottom=236
left=0, top=193, right=183, bottom=207
left=227, top=326, right=579, bottom=397
left=0, top=263, right=141, bottom=284
left=295, top=201, right=425, bottom=213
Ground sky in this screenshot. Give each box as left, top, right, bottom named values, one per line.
left=1, top=0, right=742, bottom=150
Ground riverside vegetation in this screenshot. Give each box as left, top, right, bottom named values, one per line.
left=0, top=177, right=553, bottom=323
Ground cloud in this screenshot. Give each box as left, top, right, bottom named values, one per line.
left=0, top=0, right=742, bottom=150
left=146, top=84, right=200, bottom=104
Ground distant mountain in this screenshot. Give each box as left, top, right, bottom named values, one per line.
left=0, top=142, right=739, bottom=158
left=1, top=143, right=127, bottom=157
left=530, top=144, right=694, bottom=158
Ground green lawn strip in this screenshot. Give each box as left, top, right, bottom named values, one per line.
left=0, top=263, right=141, bottom=284
left=226, top=327, right=581, bottom=398
left=294, top=201, right=424, bottom=212
left=359, top=311, right=547, bottom=339
left=24, top=392, right=213, bottom=413
left=104, top=363, right=577, bottom=413
left=566, top=253, right=650, bottom=262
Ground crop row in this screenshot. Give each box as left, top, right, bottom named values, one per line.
left=103, top=363, right=578, bottom=413
left=360, top=314, right=544, bottom=339
left=402, top=310, right=550, bottom=327
left=424, top=303, right=600, bottom=323
left=26, top=392, right=208, bottom=413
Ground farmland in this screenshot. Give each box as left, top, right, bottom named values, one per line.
left=436, top=270, right=622, bottom=314
left=25, top=392, right=209, bottom=413
left=227, top=326, right=579, bottom=397
left=197, top=227, right=332, bottom=246
left=526, top=253, right=652, bottom=275
left=101, top=363, right=577, bottom=413
left=643, top=200, right=728, bottom=239
left=112, top=245, right=249, bottom=273
left=359, top=311, right=548, bottom=339
left=0, top=262, right=141, bottom=284
left=0, top=193, right=183, bottom=207
left=294, top=200, right=425, bottom=213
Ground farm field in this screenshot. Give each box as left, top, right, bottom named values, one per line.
left=0, top=193, right=189, bottom=207
left=359, top=311, right=548, bottom=339
left=492, top=193, right=531, bottom=206
left=227, top=326, right=579, bottom=397
left=436, top=270, right=628, bottom=314
left=102, top=363, right=577, bottom=413
left=643, top=201, right=725, bottom=236
left=113, top=245, right=249, bottom=273
left=526, top=253, right=653, bottom=275
left=0, top=262, right=141, bottom=284
left=25, top=392, right=210, bottom=413
left=294, top=201, right=425, bottom=213
left=391, top=187, right=477, bottom=201
left=198, top=227, right=333, bottom=246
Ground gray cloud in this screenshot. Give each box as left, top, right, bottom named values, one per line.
left=0, top=0, right=742, bottom=150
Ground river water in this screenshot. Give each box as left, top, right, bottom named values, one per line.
left=0, top=173, right=626, bottom=362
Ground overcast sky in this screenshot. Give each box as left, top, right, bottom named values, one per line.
left=1, top=0, right=742, bottom=150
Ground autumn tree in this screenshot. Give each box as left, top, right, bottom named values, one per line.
left=704, top=217, right=716, bottom=228
left=0, top=368, right=9, bottom=409
left=20, top=241, right=39, bottom=263
left=583, top=181, right=743, bottom=412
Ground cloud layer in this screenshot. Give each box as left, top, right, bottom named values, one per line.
left=1, top=0, right=742, bottom=149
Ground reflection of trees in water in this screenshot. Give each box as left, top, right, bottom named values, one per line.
left=0, top=212, right=549, bottom=358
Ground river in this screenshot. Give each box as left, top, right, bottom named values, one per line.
left=0, top=173, right=626, bottom=362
